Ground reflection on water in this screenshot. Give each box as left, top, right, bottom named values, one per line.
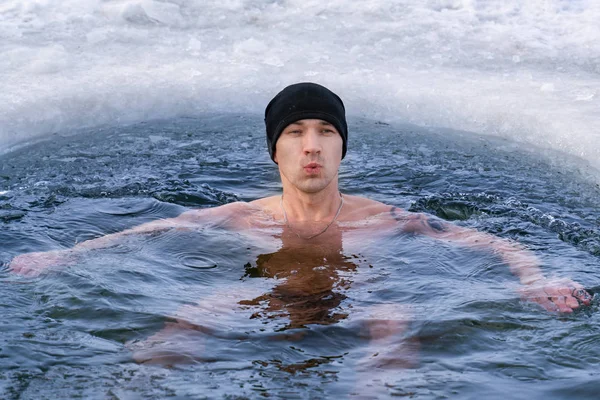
left=130, top=225, right=406, bottom=373
left=240, top=227, right=358, bottom=330
left=1, top=117, right=600, bottom=398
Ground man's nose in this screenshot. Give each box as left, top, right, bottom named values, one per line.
left=303, top=130, right=321, bottom=154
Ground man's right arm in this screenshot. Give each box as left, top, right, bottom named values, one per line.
left=8, top=202, right=248, bottom=276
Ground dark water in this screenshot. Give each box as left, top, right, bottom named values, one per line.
left=1, top=115, right=600, bottom=399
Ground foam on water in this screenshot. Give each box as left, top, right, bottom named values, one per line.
left=1, top=0, right=600, bottom=169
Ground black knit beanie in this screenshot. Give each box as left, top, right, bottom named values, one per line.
left=264, top=82, right=348, bottom=163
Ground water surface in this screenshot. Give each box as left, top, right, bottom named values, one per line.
left=1, top=116, right=599, bottom=399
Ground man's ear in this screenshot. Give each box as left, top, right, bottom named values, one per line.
left=273, top=151, right=278, bottom=164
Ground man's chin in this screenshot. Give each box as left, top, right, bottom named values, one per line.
left=295, top=180, right=331, bottom=194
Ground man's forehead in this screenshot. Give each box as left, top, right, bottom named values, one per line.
left=287, top=119, right=333, bottom=126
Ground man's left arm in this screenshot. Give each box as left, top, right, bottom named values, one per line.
left=393, top=208, right=592, bottom=313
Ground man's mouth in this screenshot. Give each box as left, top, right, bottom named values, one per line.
left=303, top=162, right=322, bottom=174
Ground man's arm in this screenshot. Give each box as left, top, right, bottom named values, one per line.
left=9, top=203, right=248, bottom=276
left=391, top=207, right=592, bottom=313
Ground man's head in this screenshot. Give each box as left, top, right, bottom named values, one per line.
left=264, top=82, right=348, bottom=163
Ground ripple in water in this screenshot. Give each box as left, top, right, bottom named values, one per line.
left=179, top=254, right=218, bottom=270
left=1, top=116, right=599, bottom=399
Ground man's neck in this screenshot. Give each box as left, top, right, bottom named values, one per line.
left=280, top=182, right=342, bottom=223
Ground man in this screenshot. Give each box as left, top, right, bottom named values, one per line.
left=9, top=83, right=592, bottom=363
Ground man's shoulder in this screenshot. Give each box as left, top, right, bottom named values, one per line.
left=178, top=201, right=262, bottom=222
left=341, top=195, right=397, bottom=221
left=249, top=196, right=279, bottom=209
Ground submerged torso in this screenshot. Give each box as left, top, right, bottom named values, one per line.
left=195, top=196, right=402, bottom=329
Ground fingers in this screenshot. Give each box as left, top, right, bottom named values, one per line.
left=553, top=287, right=578, bottom=312
left=8, top=256, right=40, bottom=277
left=572, top=287, right=593, bottom=306
left=10, top=257, right=47, bottom=277
left=564, top=294, right=580, bottom=310
left=552, top=283, right=593, bottom=310
left=520, top=278, right=593, bottom=313
left=8, top=250, right=73, bottom=277
left=524, top=294, right=572, bottom=314
left=535, top=296, right=560, bottom=313
left=549, top=295, right=572, bottom=314
left=518, top=286, right=553, bottom=312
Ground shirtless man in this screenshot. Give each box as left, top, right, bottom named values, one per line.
left=9, top=83, right=592, bottom=364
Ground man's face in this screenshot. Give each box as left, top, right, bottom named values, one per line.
left=274, top=119, right=343, bottom=194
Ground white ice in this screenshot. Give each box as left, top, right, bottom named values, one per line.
left=1, top=0, right=599, bottom=169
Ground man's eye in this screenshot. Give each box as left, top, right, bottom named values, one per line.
left=322, top=129, right=334, bottom=134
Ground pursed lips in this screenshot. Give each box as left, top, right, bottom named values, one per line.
left=303, top=162, right=322, bottom=174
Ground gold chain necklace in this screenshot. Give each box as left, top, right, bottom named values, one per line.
left=280, top=193, right=344, bottom=240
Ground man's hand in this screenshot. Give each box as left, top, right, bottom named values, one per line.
left=519, top=277, right=593, bottom=313
left=9, top=250, right=74, bottom=277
